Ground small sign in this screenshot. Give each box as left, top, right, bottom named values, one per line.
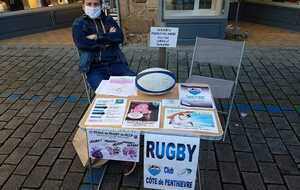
left=150, top=27, right=179, bottom=48
left=144, top=133, right=200, bottom=190
left=87, top=128, right=140, bottom=162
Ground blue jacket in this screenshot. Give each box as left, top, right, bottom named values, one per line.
left=72, top=12, right=127, bottom=73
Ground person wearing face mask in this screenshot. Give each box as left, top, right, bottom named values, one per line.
left=72, top=0, right=135, bottom=91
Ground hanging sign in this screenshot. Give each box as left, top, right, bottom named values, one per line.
left=86, top=128, right=140, bottom=162
left=144, top=133, right=200, bottom=190
left=150, top=27, right=179, bottom=48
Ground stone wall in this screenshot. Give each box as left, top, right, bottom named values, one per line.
left=119, top=0, right=159, bottom=44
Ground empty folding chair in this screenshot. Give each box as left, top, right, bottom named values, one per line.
left=186, top=37, right=245, bottom=141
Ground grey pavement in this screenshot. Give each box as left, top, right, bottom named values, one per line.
left=0, top=44, right=300, bottom=190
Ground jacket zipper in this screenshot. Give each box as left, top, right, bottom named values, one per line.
left=93, top=19, right=102, bottom=63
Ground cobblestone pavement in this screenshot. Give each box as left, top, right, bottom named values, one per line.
left=0, top=44, right=300, bottom=190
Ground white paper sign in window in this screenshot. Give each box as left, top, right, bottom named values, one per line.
left=150, top=27, right=179, bottom=48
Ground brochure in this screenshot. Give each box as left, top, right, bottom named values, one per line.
left=179, top=84, right=215, bottom=109
left=95, top=76, right=137, bottom=97
left=86, top=128, right=140, bottom=162
left=123, top=100, right=161, bottom=129
left=163, top=108, right=218, bottom=132
left=85, top=98, right=127, bottom=126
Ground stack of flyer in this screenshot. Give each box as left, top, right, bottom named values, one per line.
left=162, top=83, right=219, bottom=133
left=95, top=76, right=137, bottom=97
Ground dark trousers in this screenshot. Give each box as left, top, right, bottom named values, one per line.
left=86, top=63, right=136, bottom=91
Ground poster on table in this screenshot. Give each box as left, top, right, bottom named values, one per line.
left=179, top=84, right=215, bottom=109
left=86, top=128, right=140, bottom=162
left=164, top=108, right=218, bottom=132
left=150, top=27, right=179, bottom=48
left=85, top=98, right=127, bottom=126
left=144, top=133, right=200, bottom=190
left=123, top=100, right=161, bottom=129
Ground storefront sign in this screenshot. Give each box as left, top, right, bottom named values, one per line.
left=87, top=128, right=140, bottom=162
left=144, top=133, right=200, bottom=190
left=150, top=27, right=179, bottom=48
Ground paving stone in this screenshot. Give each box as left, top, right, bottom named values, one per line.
left=246, top=128, right=266, bottom=143
left=40, top=180, right=62, bottom=190
left=199, top=150, right=217, bottom=170
left=275, top=155, right=300, bottom=175
left=267, top=185, right=287, bottom=190
left=279, top=130, right=300, bottom=145
left=223, top=184, right=245, bottom=190
left=48, top=159, right=73, bottom=180
left=242, top=172, right=266, bottom=190
left=287, top=145, right=300, bottom=163
left=11, top=124, right=33, bottom=138
left=4, top=147, right=29, bottom=165
left=14, top=155, right=39, bottom=175
left=200, top=170, right=222, bottom=190
left=266, top=138, right=288, bottom=155
left=23, top=112, right=42, bottom=125
left=0, top=137, right=21, bottom=154
left=41, top=124, right=61, bottom=139
left=60, top=172, right=84, bottom=190
left=0, top=129, right=13, bottom=144
left=215, top=144, right=235, bottom=162
left=38, top=148, right=61, bottom=166
left=219, top=162, right=241, bottom=183
left=49, top=132, right=71, bottom=148
left=0, top=164, right=16, bottom=186
left=69, top=155, right=85, bottom=173
left=259, top=162, right=283, bottom=184
left=31, top=119, right=51, bottom=133
left=236, top=152, right=258, bottom=172
left=59, top=142, right=76, bottom=159
left=2, top=175, right=26, bottom=190
left=19, top=132, right=41, bottom=148
left=17, top=105, right=36, bottom=117
left=33, top=101, right=51, bottom=113
left=28, top=139, right=51, bottom=156
left=0, top=110, right=18, bottom=121
left=251, top=143, right=273, bottom=162
left=51, top=113, right=68, bottom=125
left=23, top=166, right=50, bottom=188
left=4, top=117, right=25, bottom=129
left=261, top=124, right=280, bottom=138
left=59, top=102, right=75, bottom=113
left=231, top=135, right=251, bottom=152
left=284, top=176, right=300, bottom=190
left=60, top=118, right=79, bottom=133
left=272, top=117, right=290, bottom=130
left=40, top=107, right=60, bottom=119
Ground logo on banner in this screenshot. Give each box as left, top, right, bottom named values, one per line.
left=144, top=134, right=200, bottom=190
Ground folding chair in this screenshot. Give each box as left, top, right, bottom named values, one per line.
left=186, top=37, right=245, bottom=141
left=76, top=48, right=94, bottom=104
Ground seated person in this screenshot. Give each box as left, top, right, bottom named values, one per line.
left=72, top=0, right=135, bottom=90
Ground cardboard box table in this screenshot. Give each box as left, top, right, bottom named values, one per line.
left=73, top=84, right=223, bottom=167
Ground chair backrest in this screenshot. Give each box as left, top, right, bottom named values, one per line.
left=189, top=37, right=245, bottom=77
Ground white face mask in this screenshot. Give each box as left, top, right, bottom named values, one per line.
left=84, top=6, right=101, bottom=19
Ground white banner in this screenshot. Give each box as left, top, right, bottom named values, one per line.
left=150, top=27, right=179, bottom=48
left=144, top=133, right=200, bottom=190
left=87, top=128, right=140, bottom=162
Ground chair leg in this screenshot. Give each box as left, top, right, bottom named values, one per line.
left=123, top=162, right=137, bottom=176
left=82, top=74, right=92, bottom=104
left=222, top=95, right=236, bottom=142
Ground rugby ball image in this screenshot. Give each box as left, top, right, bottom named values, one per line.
left=135, top=68, right=176, bottom=95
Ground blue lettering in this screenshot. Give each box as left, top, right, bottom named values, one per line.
left=166, top=143, right=175, bottom=160
left=146, top=141, right=155, bottom=158
left=156, top=142, right=165, bottom=159
left=187, top=144, right=197, bottom=162
left=177, top=143, right=186, bottom=161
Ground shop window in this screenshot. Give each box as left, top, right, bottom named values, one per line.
left=164, top=0, right=224, bottom=18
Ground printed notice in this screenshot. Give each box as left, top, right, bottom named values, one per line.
left=150, top=27, right=179, bottom=48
